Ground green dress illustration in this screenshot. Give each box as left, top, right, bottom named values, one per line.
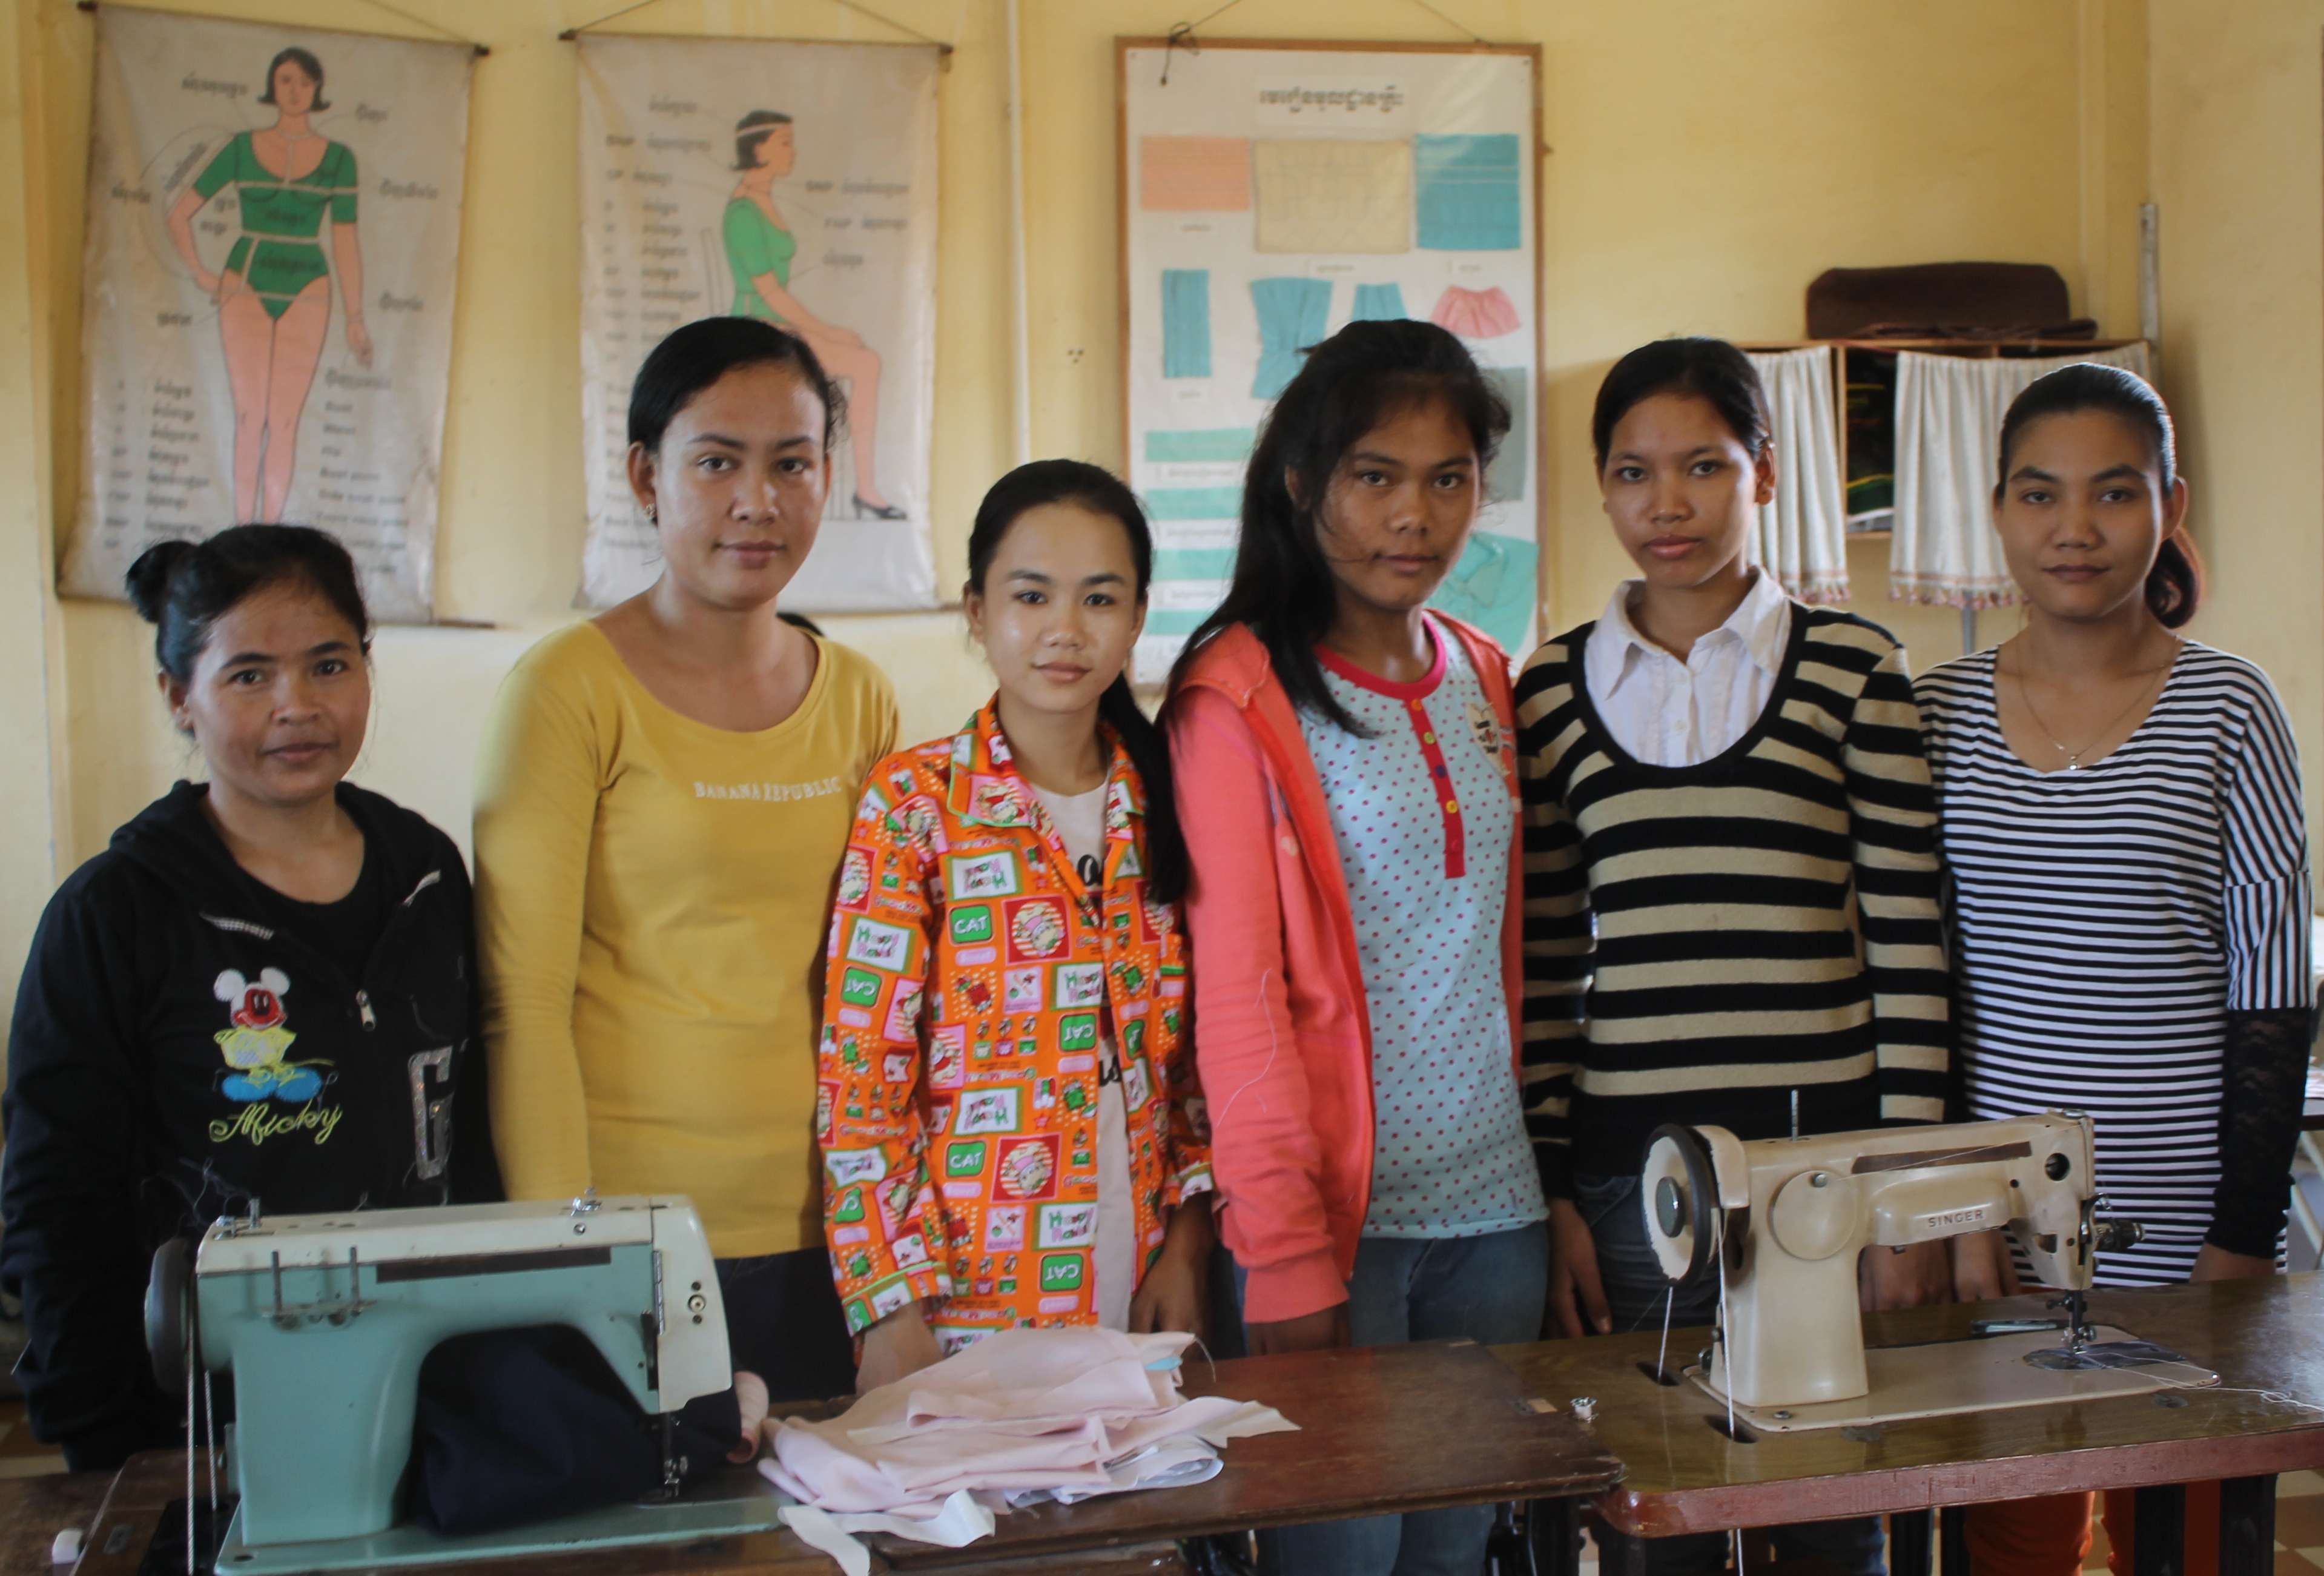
left=723, top=197, right=797, bottom=322
left=193, top=131, right=358, bottom=319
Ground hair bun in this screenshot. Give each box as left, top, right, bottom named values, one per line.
left=125, top=539, right=197, bottom=623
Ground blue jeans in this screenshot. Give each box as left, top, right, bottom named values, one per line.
left=1236, top=1222, right=1551, bottom=1576
left=1573, top=1175, right=1886, bottom=1576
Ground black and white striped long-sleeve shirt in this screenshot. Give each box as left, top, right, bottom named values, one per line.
left=1916, top=643, right=2314, bottom=1284
left=1516, top=608, right=1952, bottom=1193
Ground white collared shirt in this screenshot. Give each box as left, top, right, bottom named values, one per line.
left=1583, top=569, right=1794, bottom=767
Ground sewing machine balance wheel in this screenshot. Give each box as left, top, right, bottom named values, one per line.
left=144, top=1234, right=194, bottom=1392
left=1641, top=1124, right=1724, bottom=1288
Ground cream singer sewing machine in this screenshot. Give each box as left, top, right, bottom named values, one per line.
left=143, top=1194, right=783, bottom=1574
left=1639, top=1111, right=2216, bottom=1434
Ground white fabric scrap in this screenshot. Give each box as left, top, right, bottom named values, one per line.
left=1745, top=345, right=1850, bottom=604
left=1890, top=342, right=2151, bottom=609
left=759, top=1326, right=1296, bottom=1553
left=999, top=1435, right=1224, bottom=1508
left=778, top=1490, right=994, bottom=1575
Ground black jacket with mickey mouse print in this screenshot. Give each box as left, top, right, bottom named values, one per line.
left=1, top=780, right=500, bottom=1471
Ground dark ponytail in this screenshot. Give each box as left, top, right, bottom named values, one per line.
left=2144, top=533, right=2203, bottom=629
left=125, top=525, right=371, bottom=682
left=1997, top=362, right=2201, bottom=629
left=966, top=460, right=1187, bottom=906
left=1166, top=318, right=1511, bottom=735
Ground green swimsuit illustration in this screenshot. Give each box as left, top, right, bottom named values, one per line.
left=721, top=109, right=903, bottom=519
left=193, top=131, right=357, bottom=319
left=166, top=47, right=373, bottom=528
left=722, top=198, right=797, bottom=323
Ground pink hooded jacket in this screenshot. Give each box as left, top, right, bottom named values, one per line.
left=1165, top=616, right=1527, bottom=1325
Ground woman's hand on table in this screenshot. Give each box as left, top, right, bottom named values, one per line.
left=854, top=1300, right=945, bottom=1394
left=1548, top=1196, right=1611, bottom=1337
left=1244, top=1302, right=1350, bottom=1356
left=1129, top=1195, right=1215, bottom=1339
left=729, top=1369, right=770, bottom=1462
left=1860, top=1239, right=1954, bottom=1310
left=2190, top=1244, right=2277, bottom=1282
left=1949, top=1229, right=2022, bottom=1302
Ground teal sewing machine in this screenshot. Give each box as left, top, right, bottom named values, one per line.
left=145, top=1194, right=785, bottom=1574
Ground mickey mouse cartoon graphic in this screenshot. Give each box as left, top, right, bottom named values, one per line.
left=213, top=968, right=326, bottom=1103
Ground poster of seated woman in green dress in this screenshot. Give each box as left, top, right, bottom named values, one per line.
left=577, top=36, right=940, bottom=611
left=64, top=8, right=473, bottom=623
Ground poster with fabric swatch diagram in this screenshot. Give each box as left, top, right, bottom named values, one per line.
left=1121, top=40, right=1543, bottom=678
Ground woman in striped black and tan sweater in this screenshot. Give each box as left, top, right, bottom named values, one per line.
left=1515, top=339, right=1952, bottom=1576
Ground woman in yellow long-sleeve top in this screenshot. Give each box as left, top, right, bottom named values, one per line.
left=473, top=316, right=897, bottom=1402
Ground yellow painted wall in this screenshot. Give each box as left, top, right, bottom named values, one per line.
left=0, top=0, right=71, bottom=1007
left=2146, top=0, right=2324, bottom=837
left=8, top=0, right=2319, bottom=1000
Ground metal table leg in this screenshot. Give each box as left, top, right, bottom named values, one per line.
left=1523, top=1497, right=1583, bottom=1576
left=1940, top=1506, right=1969, bottom=1576
left=2220, top=1475, right=2278, bottom=1576
left=2134, top=1484, right=2188, bottom=1576
left=1890, top=1509, right=1933, bottom=1576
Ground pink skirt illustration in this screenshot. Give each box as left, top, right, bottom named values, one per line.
left=1430, top=285, right=1522, bottom=340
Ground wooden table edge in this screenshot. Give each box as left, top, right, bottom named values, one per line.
left=1596, top=1428, right=2324, bottom=1538
left=874, top=1462, right=1623, bottom=1565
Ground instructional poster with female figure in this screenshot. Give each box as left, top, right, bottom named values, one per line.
left=576, top=36, right=940, bottom=611
left=66, top=6, right=472, bottom=623
left=1120, top=41, right=1542, bottom=678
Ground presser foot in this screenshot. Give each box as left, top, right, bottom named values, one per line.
left=2047, top=1290, right=2098, bottom=1351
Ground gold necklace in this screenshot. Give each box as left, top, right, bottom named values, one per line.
left=2008, top=649, right=2174, bottom=772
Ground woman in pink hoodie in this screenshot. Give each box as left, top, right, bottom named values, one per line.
left=1164, top=320, right=1542, bottom=1576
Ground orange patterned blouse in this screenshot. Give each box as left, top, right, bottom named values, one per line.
left=817, top=700, right=1211, bottom=1351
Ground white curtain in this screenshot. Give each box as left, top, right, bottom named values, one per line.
left=1889, top=343, right=2153, bottom=609
left=1745, top=346, right=1850, bottom=604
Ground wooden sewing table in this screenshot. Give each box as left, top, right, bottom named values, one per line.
left=1496, top=1274, right=2324, bottom=1576
left=18, top=1336, right=1617, bottom=1576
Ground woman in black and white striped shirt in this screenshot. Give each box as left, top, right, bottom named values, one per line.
left=1916, top=362, right=2311, bottom=1576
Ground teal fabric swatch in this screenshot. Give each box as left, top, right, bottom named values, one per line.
left=1415, top=135, right=1522, bottom=251
left=1250, top=276, right=1333, bottom=399
left=1156, top=546, right=1237, bottom=580
left=1144, top=428, right=1255, bottom=462
left=1351, top=282, right=1408, bottom=321
left=1143, top=608, right=1211, bottom=635
left=1143, top=486, right=1241, bottom=520
left=1484, top=366, right=1529, bottom=505
left=1162, top=269, right=1212, bottom=378
left=1428, top=529, right=1538, bottom=651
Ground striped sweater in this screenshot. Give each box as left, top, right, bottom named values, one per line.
left=1514, top=605, right=1951, bottom=1191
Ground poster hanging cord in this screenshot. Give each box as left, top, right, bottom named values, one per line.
left=1161, top=0, right=1490, bottom=82
left=73, top=0, right=489, bottom=55
left=559, top=0, right=952, bottom=53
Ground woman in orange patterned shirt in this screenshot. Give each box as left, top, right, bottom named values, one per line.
left=819, top=461, right=1213, bottom=1389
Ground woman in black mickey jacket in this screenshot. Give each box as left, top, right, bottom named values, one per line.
left=1, top=526, right=498, bottom=1471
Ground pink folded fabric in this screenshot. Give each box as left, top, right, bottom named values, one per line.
left=760, top=1327, right=1294, bottom=1518
left=1430, top=284, right=1522, bottom=339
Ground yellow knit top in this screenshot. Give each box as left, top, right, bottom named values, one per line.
left=473, top=621, right=898, bottom=1257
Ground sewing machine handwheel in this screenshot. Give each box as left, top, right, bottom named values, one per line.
left=145, top=1236, right=193, bottom=1392
left=1642, top=1124, right=1720, bottom=1288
